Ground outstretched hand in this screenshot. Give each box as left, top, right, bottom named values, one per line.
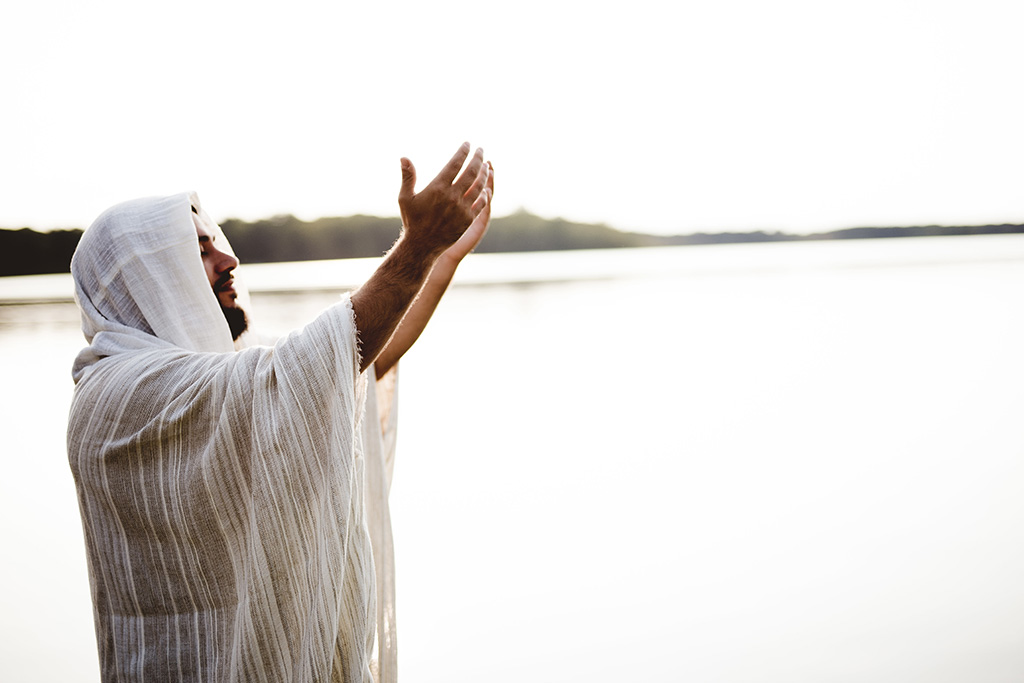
left=351, top=142, right=492, bottom=372
left=368, top=152, right=493, bottom=376
left=398, top=142, right=492, bottom=261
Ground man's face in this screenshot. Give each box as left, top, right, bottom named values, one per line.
left=195, top=213, right=240, bottom=309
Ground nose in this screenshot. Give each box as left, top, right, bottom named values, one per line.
left=215, top=250, right=239, bottom=274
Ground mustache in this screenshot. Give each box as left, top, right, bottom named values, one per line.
left=214, top=271, right=234, bottom=291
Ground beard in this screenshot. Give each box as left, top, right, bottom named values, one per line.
left=220, top=304, right=249, bottom=341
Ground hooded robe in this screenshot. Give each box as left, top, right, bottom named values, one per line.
left=67, top=193, right=398, bottom=682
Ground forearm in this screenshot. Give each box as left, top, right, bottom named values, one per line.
left=350, top=234, right=443, bottom=372
left=373, top=252, right=459, bottom=377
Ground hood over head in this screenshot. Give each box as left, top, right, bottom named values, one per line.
left=71, top=192, right=251, bottom=382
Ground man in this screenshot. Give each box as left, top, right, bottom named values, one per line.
left=67, top=143, right=493, bottom=682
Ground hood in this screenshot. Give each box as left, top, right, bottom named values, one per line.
left=71, top=192, right=251, bottom=382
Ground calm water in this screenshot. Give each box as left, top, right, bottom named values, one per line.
left=3, top=237, right=1024, bottom=682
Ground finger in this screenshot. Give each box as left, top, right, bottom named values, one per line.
left=448, top=190, right=492, bottom=260
left=462, top=156, right=490, bottom=202
left=470, top=190, right=493, bottom=237
left=430, top=142, right=472, bottom=187
left=398, top=157, right=417, bottom=205
left=470, top=185, right=491, bottom=214
left=486, top=161, right=495, bottom=195
left=454, top=147, right=485, bottom=195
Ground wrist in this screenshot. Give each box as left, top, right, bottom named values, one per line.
left=396, top=226, right=448, bottom=265
left=436, top=247, right=463, bottom=271
left=386, top=232, right=443, bottom=283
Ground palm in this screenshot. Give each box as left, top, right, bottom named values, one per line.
left=446, top=171, right=493, bottom=261
left=451, top=207, right=490, bottom=258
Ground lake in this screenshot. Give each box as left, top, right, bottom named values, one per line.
left=3, top=236, right=1024, bottom=682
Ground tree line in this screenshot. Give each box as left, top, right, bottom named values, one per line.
left=3, top=209, right=1024, bottom=277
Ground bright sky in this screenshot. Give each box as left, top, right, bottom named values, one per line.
left=3, top=0, right=1024, bottom=235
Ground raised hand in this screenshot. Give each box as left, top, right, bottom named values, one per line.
left=350, top=142, right=493, bottom=373
left=397, top=142, right=491, bottom=260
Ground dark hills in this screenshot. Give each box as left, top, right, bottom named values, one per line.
left=3, top=209, right=1024, bottom=277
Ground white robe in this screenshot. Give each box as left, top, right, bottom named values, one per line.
left=67, top=193, right=397, bottom=682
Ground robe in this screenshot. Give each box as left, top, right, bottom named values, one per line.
left=67, top=193, right=397, bottom=682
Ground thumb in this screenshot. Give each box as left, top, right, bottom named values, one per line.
left=398, top=157, right=416, bottom=204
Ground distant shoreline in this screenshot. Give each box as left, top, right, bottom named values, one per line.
left=5, top=233, right=1024, bottom=305
left=3, top=209, right=1024, bottom=277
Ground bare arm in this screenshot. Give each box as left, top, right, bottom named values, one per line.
left=351, top=144, right=490, bottom=372
left=373, top=162, right=494, bottom=377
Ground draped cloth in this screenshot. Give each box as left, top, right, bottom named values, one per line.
left=67, top=193, right=398, bottom=682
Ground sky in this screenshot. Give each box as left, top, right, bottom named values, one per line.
left=3, top=0, right=1024, bottom=235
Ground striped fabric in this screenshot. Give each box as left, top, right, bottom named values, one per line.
left=67, top=193, right=397, bottom=682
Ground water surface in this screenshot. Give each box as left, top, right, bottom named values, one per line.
left=3, top=237, right=1024, bottom=682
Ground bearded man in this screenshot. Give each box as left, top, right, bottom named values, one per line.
left=67, top=144, right=493, bottom=682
